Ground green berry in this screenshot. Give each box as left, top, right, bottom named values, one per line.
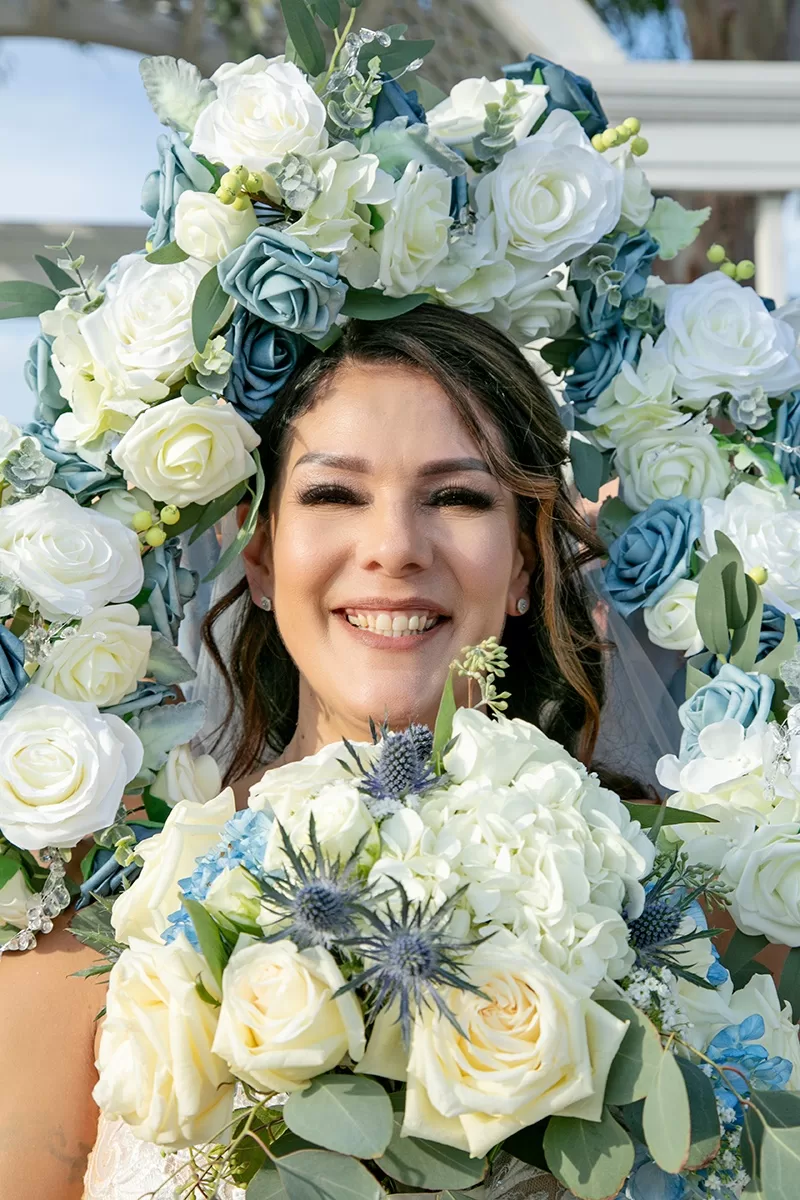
left=216, top=186, right=236, bottom=205
left=630, top=135, right=649, bottom=156
left=735, top=259, right=756, bottom=281
left=219, top=171, right=240, bottom=192
left=623, top=117, right=641, bottom=134
left=591, top=133, right=606, bottom=152
left=601, top=128, right=619, bottom=149
left=131, top=509, right=153, bottom=532
left=246, top=172, right=263, bottom=192
left=232, top=164, right=250, bottom=183
left=232, top=194, right=251, bottom=212
left=720, top=261, right=738, bottom=278
left=615, top=125, right=631, bottom=143
left=160, top=505, right=181, bottom=526
left=706, top=243, right=727, bottom=264
left=145, top=526, right=167, bottom=548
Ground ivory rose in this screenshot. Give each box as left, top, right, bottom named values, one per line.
left=427, top=77, right=548, bottom=157
left=0, top=866, right=34, bottom=929
left=372, top=162, right=453, bottom=297
left=723, top=824, right=800, bottom=945
left=35, top=604, right=151, bottom=708
left=149, top=743, right=222, bottom=809
left=174, top=190, right=257, bottom=264
left=261, top=779, right=378, bottom=872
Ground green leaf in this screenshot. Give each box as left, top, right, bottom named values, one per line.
left=69, top=899, right=123, bottom=959
left=192, top=264, right=229, bottom=353
left=543, top=1108, right=634, bottom=1200
left=743, top=1089, right=800, bottom=1181
left=249, top=1164, right=289, bottom=1200
left=380, top=1113, right=487, bottom=1189
left=720, top=556, right=748, bottom=630
left=188, top=480, right=249, bottom=545
left=778, top=947, right=800, bottom=1015
left=343, top=0, right=362, bottom=6
left=358, top=38, right=435, bottom=76
left=756, top=612, right=798, bottom=679
left=721, top=929, right=769, bottom=976
left=642, top=1051, right=691, bottom=1174
left=598, top=999, right=663, bottom=1105
left=183, top=897, right=230, bottom=989
left=623, top=803, right=717, bottom=828
left=341, top=288, right=427, bottom=321
left=730, top=575, right=764, bottom=672
left=309, top=0, right=340, bottom=27
left=760, top=1125, right=800, bottom=1200
left=35, top=254, right=75, bottom=291
left=275, top=1150, right=383, bottom=1200
left=502, top=1121, right=547, bottom=1169
left=0, top=853, right=22, bottom=890
left=146, top=240, right=189, bottom=264
left=695, top=536, right=744, bottom=655
left=203, top=450, right=264, bottom=583
left=278, top=0, right=326, bottom=77
left=0, top=280, right=60, bottom=319
left=181, top=384, right=212, bottom=407
left=645, top=197, right=711, bottom=260
left=432, top=671, right=457, bottom=771
left=677, top=1058, right=721, bottom=1170
left=142, top=787, right=172, bottom=825
left=195, top=974, right=221, bottom=1008
left=164, top=501, right=205, bottom=536
left=597, top=497, right=636, bottom=549
left=731, top=960, right=772, bottom=990
left=532, top=67, right=545, bottom=85
left=147, top=632, right=197, bottom=684
left=569, top=438, right=613, bottom=504
left=283, top=1074, right=393, bottom=1159
left=403, top=73, right=447, bottom=110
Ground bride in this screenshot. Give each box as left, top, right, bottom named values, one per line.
left=0, top=305, right=630, bottom=1199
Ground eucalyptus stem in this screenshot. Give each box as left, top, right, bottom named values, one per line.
left=318, top=6, right=357, bottom=92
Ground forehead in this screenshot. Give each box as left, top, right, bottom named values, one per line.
left=284, top=362, right=488, bottom=468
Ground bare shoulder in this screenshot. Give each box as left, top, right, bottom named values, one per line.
left=0, top=916, right=104, bottom=1200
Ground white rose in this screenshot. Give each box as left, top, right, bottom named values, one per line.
left=174, top=190, right=258, bottom=264
left=79, top=254, right=231, bottom=405
left=474, top=110, right=623, bottom=277
left=0, top=686, right=143, bottom=851
left=584, top=334, right=687, bottom=449
left=35, top=604, right=151, bottom=707
left=616, top=418, right=730, bottom=513
left=191, top=54, right=328, bottom=174
left=427, top=77, right=548, bottom=157
left=402, top=939, right=628, bottom=1157
left=150, top=743, right=222, bottom=808
left=0, top=487, right=143, bottom=620
left=94, top=936, right=234, bottom=1148
left=263, top=779, right=377, bottom=872
left=723, top=823, right=800, bottom=945
left=656, top=271, right=800, bottom=403
left=112, top=397, right=260, bottom=508
left=112, top=789, right=234, bottom=944
left=432, top=217, right=516, bottom=316
left=372, top=161, right=453, bottom=297
left=488, top=262, right=578, bottom=345
left=658, top=720, right=771, bottom=797
left=248, top=738, right=357, bottom=813
left=205, top=865, right=262, bottom=926
left=444, top=706, right=581, bottom=786
left=212, top=939, right=365, bottom=1092
left=724, top=975, right=800, bottom=1086
left=288, top=143, right=394, bottom=288
left=608, top=144, right=654, bottom=234
left=0, top=866, right=34, bottom=929
left=643, top=578, right=703, bottom=656
left=93, top=488, right=156, bottom=528
left=701, top=482, right=800, bottom=617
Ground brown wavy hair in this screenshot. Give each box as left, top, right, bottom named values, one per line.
left=202, top=304, right=609, bottom=783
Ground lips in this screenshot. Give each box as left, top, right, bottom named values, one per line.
left=343, top=608, right=443, bottom=637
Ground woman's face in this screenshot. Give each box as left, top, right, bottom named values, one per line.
left=243, top=362, right=531, bottom=739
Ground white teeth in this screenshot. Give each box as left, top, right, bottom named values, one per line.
left=375, top=613, right=392, bottom=632
left=408, top=615, right=420, bottom=631
left=344, top=609, right=442, bottom=637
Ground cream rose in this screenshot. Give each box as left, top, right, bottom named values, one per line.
left=174, top=190, right=258, bottom=264
left=444, top=706, right=581, bottom=786
left=402, top=940, right=628, bottom=1157
left=35, top=604, right=151, bottom=707
left=723, top=824, right=800, bottom=946
left=584, top=335, right=686, bottom=450
left=262, top=779, right=377, bottom=872
left=643, top=579, right=703, bottom=656
left=0, top=487, right=143, bottom=620
left=248, top=739, right=357, bottom=813
left=112, top=397, right=260, bottom=508
left=94, top=936, right=234, bottom=1148
left=488, top=262, right=578, bottom=345
left=0, top=865, right=34, bottom=929
left=474, top=110, right=622, bottom=277
left=372, top=162, right=453, bottom=297
left=212, top=939, right=365, bottom=1092
left=191, top=54, right=328, bottom=173
left=427, top=77, right=548, bottom=157
left=111, top=789, right=234, bottom=944
left=0, top=686, right=143, bottom=851
left=93, top=488, right=156, bottom=529
left=149, top=743, right=222, bottom=809
left=205, top=865, right=262, bottom=926
left=609, top=144, right=655, bottom=234
left=616, top=419, right=730, bottom=513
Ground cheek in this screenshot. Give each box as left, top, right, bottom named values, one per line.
left=438, top=514, right=519, bottom=600
left=271, top=513, right=346, bottom=609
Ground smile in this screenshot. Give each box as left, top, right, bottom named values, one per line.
left=343, top=608, right=444, bottom=637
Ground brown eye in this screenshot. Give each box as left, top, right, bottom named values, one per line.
left=297, top=483, right=366, bottom=506
left=428, top=487, right=496, bottom=511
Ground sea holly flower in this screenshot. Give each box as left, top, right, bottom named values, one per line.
left=348, top=723, right=438, bottom=820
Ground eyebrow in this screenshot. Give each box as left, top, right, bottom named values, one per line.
left=292, top=452, right=491, bottom=477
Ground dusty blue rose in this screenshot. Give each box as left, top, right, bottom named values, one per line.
left=24, top=333, right=66, bottom=424
left=699, top=603, right=800, bottom=679
left=373, top=77, right=427, bottom=127
left=678, top=663, right=774, bottom=761
left=503, top=54, right=608, bottom=138
left=572, top=232, right=659, bottom=336
left=775, top=392, right=800, bottom=483
left=218, top=228, right=346, bottom=339
left=224, top=308, right=302, bottom=422
left=138, top=538, right=198, bottom=644
left=604, top=497, right=703, bottom=618
left=23, top=420, right=121, bottom=502
left=0, top=626, right=28, bottom=719
left=565, top=325, right=642, bottom=412
left=141, top=129, right=214, bottom=250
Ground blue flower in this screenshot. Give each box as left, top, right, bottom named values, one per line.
left=775, top=391, right=800, bottom=483
left=0, top=626, right=28, bottom=719
left=224, top=307, right=302, bottom=422
left=706, top=1014, right=793, bottom=1116
left=22, top=420, right=121, bottom=502
left=137, top=537, right=199, bottom=644
left=373, top=77, right=427, bottom=127
left=218, top=228, right=347, bottom=339
left=24, top=333, right=67, bottom=424
left=604, top=497, right=703, bottom=618
left=572, top=232, right=659, bottom=336
left=678, top=663, right=774, bottom=761
left=141, top=129, right=214, bottom=251
left=565, top=324, right=642, bottom=411
left=758, top=604, right=800, bottom=660
left=503, top=54, right=608, bottom=138
left=351, top=724, right=438, bottom=819
left=615, top=1145, right=685, bottom=1200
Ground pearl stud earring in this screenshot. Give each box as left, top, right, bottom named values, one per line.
left=259, top=595, right=272, bottom=612
left=516, top=596, right=529, bottom=615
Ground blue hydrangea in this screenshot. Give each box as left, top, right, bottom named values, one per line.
left=678, top=664, right=774, bottom=761
left=565, top=324, right=642, bottom=412
left=604, top=497, right=703, bottom=618
left=503, top=54, right=608, bottom=138
left=706, top=1014, right=793, bottom=1117
left=141, top=129, right=214, bottom=250
left=224, top=307, right=302, bottom=422
left=0, top=626, right=28, bottom=719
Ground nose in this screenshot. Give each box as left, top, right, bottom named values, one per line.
left=356, top=493, right=434, bottom=576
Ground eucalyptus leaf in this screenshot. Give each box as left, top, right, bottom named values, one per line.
left=642, top=1052, right=691, bottom=1174
left=543, top=1108, right=634, bottom=1200
left=432, top=672, right=457, bottom=771
left=283, top=1074, right=393, bottom=1158
left=146, top=240, right=189, bottom=264
left=192, top=264, right=229, bottom=353
left=248, top=1164, right=289, bottom=1200
left=341, top=288, right=427, bottom=321
left=778, top=947, right=800, bottom=1014
left=568, top=438, right=612, bottom=504
left=598, top=999, right=663, bottom=1105
left=358, top=38, right=434, bottom=76
left=188, top=480, right=249, bottom=545
left=623, top=803, right=717, bottom=828
left=380, top=1113, right=487, bottom=1190
left=759, top=1125, right=800, bottom=1200
left=275, top=1150, right=384, bottom=1200
left=721, top=929, right=769, bottom=976
left=203, top=452, right=265, bottom=583
left=677, top=1057, right=721, bottom=1170
left=0, top=853, right=22, bottom=890
left=597, top=497, right=636, bottom=548
left=0, top=280, right=60, bottom=319
left=35, top=254, right=75, bottom=292
left=309, top=0, right=340, bottom=28
left=146, top=632, right=197, bottom=684
left=278, top=0, right=326, bottom=77
left=183, top=898, right=229, bottom=989
left=129, top=700, right=207, bottom=773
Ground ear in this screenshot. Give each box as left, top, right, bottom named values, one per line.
left=506, top=530, right=535, bottom=617
left=239, top=501, right=273, bottom=607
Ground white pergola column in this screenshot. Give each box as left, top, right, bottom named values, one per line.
left=755, top=194, right=788, bottom=306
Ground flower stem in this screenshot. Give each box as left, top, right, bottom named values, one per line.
left=318, top=7, right=357, bottom=93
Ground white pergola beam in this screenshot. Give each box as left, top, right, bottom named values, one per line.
left=470, top=0, right=625, bottom=63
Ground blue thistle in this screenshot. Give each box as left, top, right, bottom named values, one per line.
left=347, top=721, right=439, bottom=819
left=258, top=815, right=371, bottom=950
left=338, top=885, right=483, bottom=1045
left=625, top=854, right=723, bottom=989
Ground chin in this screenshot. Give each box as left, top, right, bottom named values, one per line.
left=342, top=675, right=443, bottom=733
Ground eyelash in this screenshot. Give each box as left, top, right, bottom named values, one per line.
left=297, top=483, right=497, bottom=511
